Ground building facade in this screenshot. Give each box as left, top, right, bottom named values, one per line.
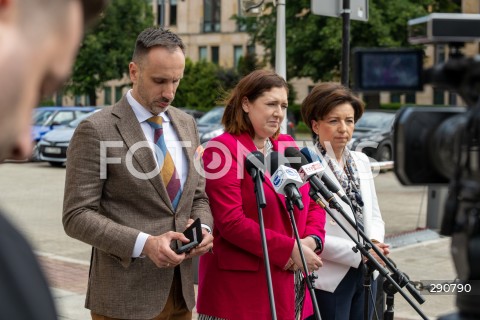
left=57, top=0, right=479, bottom=108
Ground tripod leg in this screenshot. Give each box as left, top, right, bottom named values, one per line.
left=374, top=275, right=386, bottom=319
left=383, top=293, right=395, bottom=320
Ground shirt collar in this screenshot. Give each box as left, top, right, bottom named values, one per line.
left=126, top=90, right=171, bottom=123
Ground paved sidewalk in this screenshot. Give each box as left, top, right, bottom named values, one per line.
left=41, top=237, right=457, bottom=320
left=44, top=169, right=458, bottom=320
left=0, top=162, right=460, bottom=319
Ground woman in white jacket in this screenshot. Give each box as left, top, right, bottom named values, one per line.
left=301, top=83, right=390, bottom=320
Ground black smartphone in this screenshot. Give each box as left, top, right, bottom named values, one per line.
left=175, top=218, right=203, bottom=254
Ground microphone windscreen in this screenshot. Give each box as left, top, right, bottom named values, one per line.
left=267, top=151, right=291, bottom=174
left=245, top=151, right=265, bottom=177
left=300, top=147, right=318, bottom=163
left=284, top=147, right=309, bottom=170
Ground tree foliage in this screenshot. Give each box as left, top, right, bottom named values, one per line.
left=174, top=57, right=298, bottom=110
left=173, top=59, right=237, bottom=111
left=238, top=0, right=459, bottom=82
left=66, top=0, right=153, bottom=105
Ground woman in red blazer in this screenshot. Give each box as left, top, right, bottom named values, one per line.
left=196, top=70, right=326, bottom=320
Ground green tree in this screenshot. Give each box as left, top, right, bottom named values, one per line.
left=237, top=51, right=264, bottom=76
left=66, top=0, right=153, bottom=106
left=174, top=59, right=225, bottom=111
left=238, top=0, right=459, bottom=82
left=174, top=58, right=298, bottom=110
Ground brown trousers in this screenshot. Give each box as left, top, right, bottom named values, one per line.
left=91, top=267, right=191, bottom=320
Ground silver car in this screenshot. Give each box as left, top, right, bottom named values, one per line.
left=37, top=110, right=98, bottom=167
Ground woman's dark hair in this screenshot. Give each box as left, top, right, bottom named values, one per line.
left=301, top=82, right=365, bottom=136
left=222, top=69, right=288, bottom=139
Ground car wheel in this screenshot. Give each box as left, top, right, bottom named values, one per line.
left=376, top=144, right=392, bottom=162
left=48, top=161, right=64, bottom=167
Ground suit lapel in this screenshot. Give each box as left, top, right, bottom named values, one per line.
left=113, top=97, right=173, bottom=211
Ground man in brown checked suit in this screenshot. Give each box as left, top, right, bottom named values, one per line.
left=63, top=27, right=214, bottom=320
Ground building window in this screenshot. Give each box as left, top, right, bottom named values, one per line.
left=390, top=93, right=401, bottom=103
left=104, top=87, right=112, bottom=105
left=115, top=86, right=123, bottom=102
left=170, top=0, right=177, bottom=26
left=405, top=93, right=416, bottom=104
left=157, top=0, right=164, bottom=26
left=234, top=45, right=243, bottom=68
left=203, top=0, right=221, bottom=33
left=199, top=46, right=208, bottom=60
left=236, top=9, right=247, bottom=32
left=247, top=45, right=255, bottom=55
left=74, top=95, right=83, bottom=106
left=55, top=92, right=63, bottom=106
left=433, top=89, right=445, bottom=105
left=211, top=46, right=219, bottom=64
left=433, top=44, right=446, bottom=106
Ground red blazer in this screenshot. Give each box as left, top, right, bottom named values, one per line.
left=197, top=132, right=326, bottom=320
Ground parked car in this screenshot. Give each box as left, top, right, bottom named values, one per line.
left=197, top=106, right=225, bottom=144
left=348, top=110, right=396, bottom=162
left=36, top=110, right=98, bottom=167
left=32, top=106, right=96, bottom=143
left=197, top=106, right=296, bottom=144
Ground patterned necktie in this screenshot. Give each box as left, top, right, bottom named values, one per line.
left=146, top=116, right=182, bottom=209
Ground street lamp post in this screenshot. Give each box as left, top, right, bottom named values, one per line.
left=242, top=0, right=288, bottom=134
left=275, top=0, right=287, bottom=134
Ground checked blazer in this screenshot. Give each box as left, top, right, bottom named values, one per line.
left=63, top=96, right=213, bottom=319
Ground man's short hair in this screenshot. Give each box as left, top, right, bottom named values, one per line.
left=132, top=27, right=186, bottom=63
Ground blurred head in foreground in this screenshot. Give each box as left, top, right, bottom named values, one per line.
left=0, top=0, right=107, bottom=161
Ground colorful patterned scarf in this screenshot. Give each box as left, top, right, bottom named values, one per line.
left=314, top=140, right=364, bottom=226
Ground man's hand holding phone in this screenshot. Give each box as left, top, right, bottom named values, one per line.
left=175, top=218, right=203, bottom=254
left=177, top=218, right=214, bottom=257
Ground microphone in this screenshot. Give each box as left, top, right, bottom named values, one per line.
left=245, top=150, right=265, bottom=179
left=299, top=147, right=352, bottom=207
left=245, top=151, right=266, bottom=208
left=284, top=147, right=341, bottom=210
left=268, top=151, right=304, bottom=210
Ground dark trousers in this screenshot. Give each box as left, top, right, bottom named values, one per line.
left=307, top=265, right=378, bottom=320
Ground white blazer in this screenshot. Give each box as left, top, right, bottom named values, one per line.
left=312, top=151, right=385, bottom=292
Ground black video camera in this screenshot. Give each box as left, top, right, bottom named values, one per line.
left=353, top=13, right=480, bottom=319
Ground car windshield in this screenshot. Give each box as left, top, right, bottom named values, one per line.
left=356, top=112, right=395, bottom=130
left=33, top=110, right=55, bottom=126
left=197, top=107, right=224, bottom=125
left=67, top=111, right=96, bottom=128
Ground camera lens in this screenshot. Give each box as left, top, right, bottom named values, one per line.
left=430, top=113, right=468, bottom=179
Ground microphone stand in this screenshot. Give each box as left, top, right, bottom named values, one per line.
left=382, top=269, right=410, bottom=320
left=249, top=168, right=277, bottom=320
left=310, top=191, right=429, bottom=320
left=363, top=262, right=375, bottom=320
left=284, top=197, right=322, bottom=320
